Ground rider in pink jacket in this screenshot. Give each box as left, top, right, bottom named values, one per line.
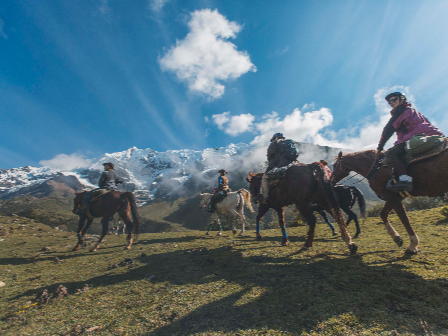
left=376, top=92, right=444, bottom=191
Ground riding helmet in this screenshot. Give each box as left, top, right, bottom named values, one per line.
left=385, top=92, right=406, bottom=102
left=102, top=162, right=115, bottom=169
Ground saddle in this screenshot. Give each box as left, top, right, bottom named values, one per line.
left=266, top=162, right=296, bottom=189
left=86, top=189, right=111, bottom=218
left=213, top=190, right=229, bottom=203
left=382, top=138, right=448, bottom=167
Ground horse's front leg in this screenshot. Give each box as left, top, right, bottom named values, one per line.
left=381, top=202, right=403, bottom=248
left=90, top=217, right=109, bottom=252
left=391, top=201, right=418, bottom=254
left=255, top=204, right=269, bottom=241
left=298, top=204, right=315, bottom=248
left=73, top=216, right=87, bottom=251
left=276, top=207, right=289, bottom=246
left=213, top=213, right=222, bottom=236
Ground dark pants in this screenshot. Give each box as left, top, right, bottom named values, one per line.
left=385, top=143, right=407, bottom=176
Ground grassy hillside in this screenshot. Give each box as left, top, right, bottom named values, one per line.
left=1, top=208, right=448, bottom=335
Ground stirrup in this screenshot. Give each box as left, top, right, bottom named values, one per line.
left=386, top=179, right=412, bottom=193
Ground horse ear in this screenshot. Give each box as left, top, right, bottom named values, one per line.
left=338, top=151, right=343, bottom=159
left=246, top=173, right=252, bottom=182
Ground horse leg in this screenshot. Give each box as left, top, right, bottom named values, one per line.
left=215, top=214, right=222, bottom=236
left=299, top=204, right=316, bottom=248
left=206, top=222, right=213, bottom=235
left=344, top=208, right=360, bottom=238
left=119, top=207, right=134, bottom=250
left=255, top=204, right=269, bottom=241
left=90, top=217, right=109, bottom=252
left=73, top=217, right=87, bottom=251
left=232, top=209, right=245, bottom=236
left=380, top=202, right=403, bottom=248
left=275, top=207, right=289, bottom=246
left=319, top=210, right=336, bottom=236
left=392, top=202, right=419, bottom=254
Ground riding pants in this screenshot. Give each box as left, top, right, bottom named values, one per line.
left=385, top=142, right=407, bottom=176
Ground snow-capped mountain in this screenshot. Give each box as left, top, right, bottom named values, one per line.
left=0, top=142, right=343, bottom=204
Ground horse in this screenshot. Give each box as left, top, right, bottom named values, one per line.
left=110, top=214, right=125, bottom=235
left=331, top=149, right=448, bottom=254
left=72, top=191, right=140, bottom=252
left=246, top=163, right=357, bottom=254
left=309, top=185, right=366, bottom=238
left=199, top=189, right=255, bottom=236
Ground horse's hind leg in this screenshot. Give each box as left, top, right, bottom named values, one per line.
left=344, top=208, right=360, bottom=238
left=381, top=202, right=403, bottom=248
left=73, top=217, right=87, bottom=251
left=255, top=205, right=269, bottom=241
left=232, top=209, right=245, bottom=236
left=91, top=217, right=109, bottom=252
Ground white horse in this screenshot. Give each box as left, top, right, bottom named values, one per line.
left=199, top=189, right=255, bottom=236
left=110, top=213, right=125, bottom=235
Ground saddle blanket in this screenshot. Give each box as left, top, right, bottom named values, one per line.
left=90, top=189, right=110, bottom=202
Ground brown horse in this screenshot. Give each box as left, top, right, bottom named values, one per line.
left=72, top=191, right=140, bottom=252
left=331, top=149, right=448, bottom=254
left=246, top=163, right=357, bottom=254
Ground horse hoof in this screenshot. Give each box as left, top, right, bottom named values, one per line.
left=232, top=230, right=237, bottom=235
left=281, top=238, right=289, bottom=246
left=72, top=246, right=80, bottom=252
left=353, top=233, right=359, bottom=239
left=90, top=248, right=97, bottom=252
left=256, top=234, right=262, bottom=241
left=349, top=243, right=358, bottom=255
left=217, top=232, right=222, bottom=236
left=394, top=236, right=403, bottom=247
left=332, top=231, right=337, bottom=236
left=301, top=245, right=310, bottom=250
left=125, top=246, right=132, bottom=250
left=405, top=248, right=418, bottom=254
left=205, top=231, right=210, bottom=235
left=238, top=232, right=243, bottom=237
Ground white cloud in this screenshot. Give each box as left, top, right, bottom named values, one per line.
left=159, top=9, right=256, bottom=99
left=149, top=0, right=169, bottom=12
left=211, top=86, right=415, bottom=152
left=40, top=153, right=89, bottom=171
left=211, top=112, right=255, bottom=136
left=0, top=18, right=7, bottom=39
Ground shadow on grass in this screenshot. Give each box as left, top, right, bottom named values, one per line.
left=14, top=244, right=448, bottom=335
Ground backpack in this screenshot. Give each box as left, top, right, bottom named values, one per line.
left=405, top=134, right=444, bottom=156
left=280, top=139, right=299, bottom=161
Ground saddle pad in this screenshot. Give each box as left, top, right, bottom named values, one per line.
left=266, top=162, right=296, bottom=180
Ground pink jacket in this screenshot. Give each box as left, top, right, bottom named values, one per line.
left=392, top=107, right=444, bottom=145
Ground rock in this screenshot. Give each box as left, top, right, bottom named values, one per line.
left=0, top=281, right=5, bottom=287
left=36, top=289, right=51, bottom=304
left=53, top=257, right=60, bottom=263
left=42, top=247, right=50, bottom=251
left=55, top=285, right=68, bottom=298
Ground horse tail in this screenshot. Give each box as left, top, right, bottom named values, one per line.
left=311, top=162, right=345, bottom=227
left=238, top=188, right=255, bottom=213
left=124, top=192, right=140, bottom=236
left=350, top=186, right=366, bottom=218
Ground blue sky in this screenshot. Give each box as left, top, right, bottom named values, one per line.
left=2, top=0, right=448, bottom=169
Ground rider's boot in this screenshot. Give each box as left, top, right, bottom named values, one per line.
left=388, top=175, right=413, bottom=192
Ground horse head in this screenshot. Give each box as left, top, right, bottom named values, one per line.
left=199, top=193, right=211, bottom=209
left=72, top=191, right=85, bottom=214
left=246, top=172, right=263, bottom=199
left=331, top=151, right=350, bottom=184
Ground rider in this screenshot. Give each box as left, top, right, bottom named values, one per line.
left=76, top=162, right=123, bottom=215
left=320, top=160, right=332, bottom=177
left=258, top=132, right=296, bottom=203
left=208, top=169, right=230, bottom=213
left=376, top=92, right=444, bottom=191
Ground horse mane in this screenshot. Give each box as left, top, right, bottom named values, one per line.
left=248, top=172, right=264, bottom=178
left=335, top=150, right=376, bottom=162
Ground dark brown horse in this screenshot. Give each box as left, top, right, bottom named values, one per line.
left=331, top=149, right=448, bottom=254
left=72, top=191, right=140, bottom=252
left=246, top=163, right=357, bottom=254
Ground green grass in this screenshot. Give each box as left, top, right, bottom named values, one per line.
left=1, top=208, right=448, bottom=335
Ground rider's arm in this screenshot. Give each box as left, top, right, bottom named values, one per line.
left=98, top=172, right=107, bottom=188
left=377, top=107, right=408, bottom=151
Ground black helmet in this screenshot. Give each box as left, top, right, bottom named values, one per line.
left=270, top=132, right=285, bottom=141
left=102, top=162, right=114, bottom=169
left=385, top=92, right=406, bottom=102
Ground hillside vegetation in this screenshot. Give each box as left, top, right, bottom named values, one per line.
left=1, top=208, right=448, bottom=335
